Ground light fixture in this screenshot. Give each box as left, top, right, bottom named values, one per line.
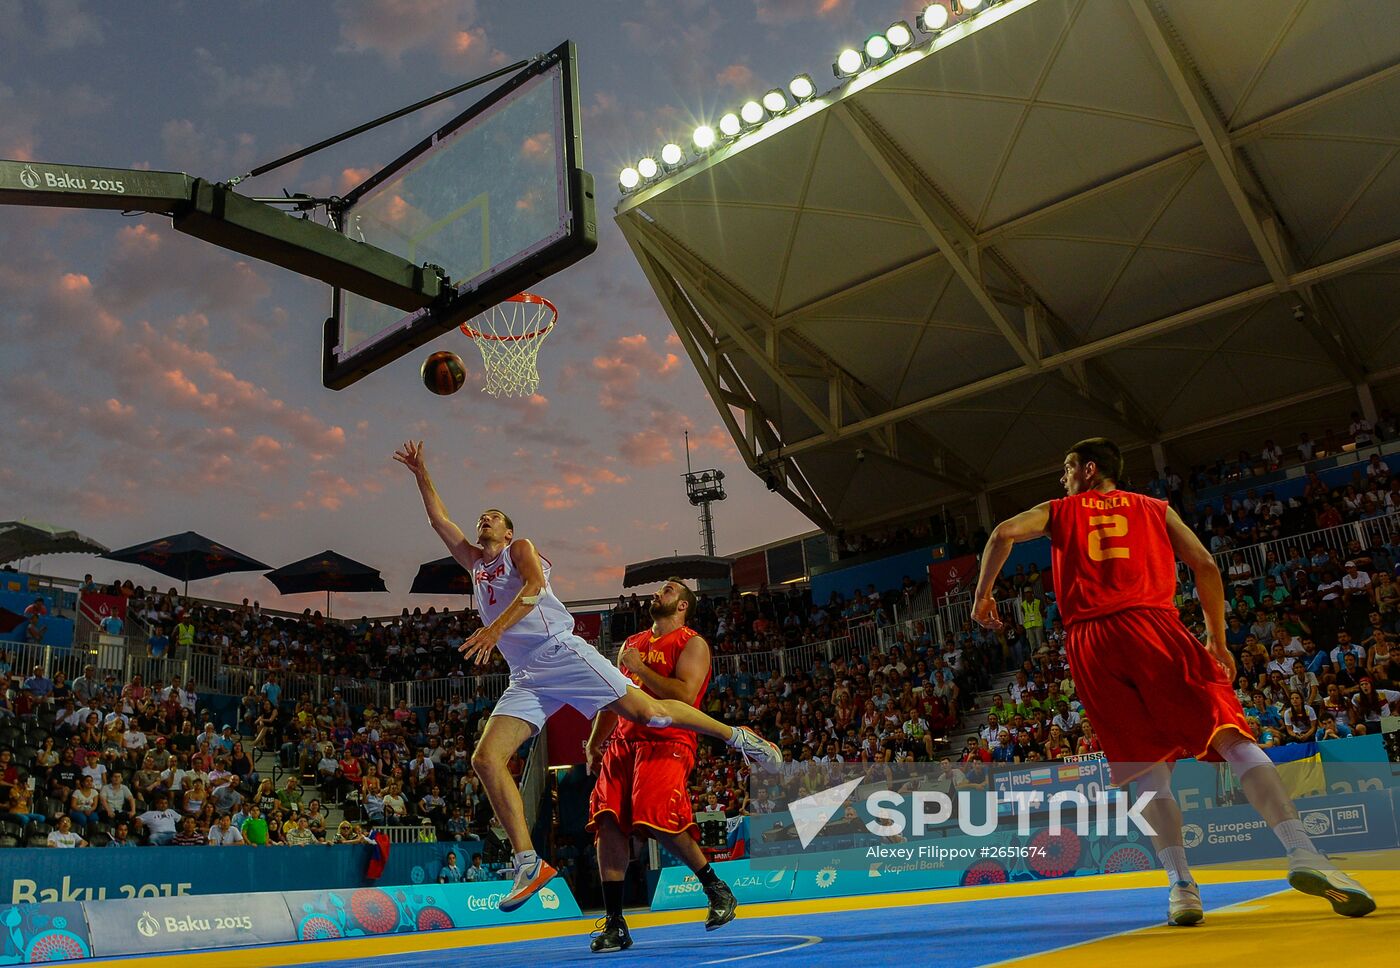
left=740, top=100, right=765, bottom=126
left=789, top=73, right=816, bottom=101
left=762, top=88, right=787, bottom=113
left=619, top=167, right=640, bottom=192
left=885, top=20, right=914, bottom=50
left=692, top=125, right=716, bottom=150
left=637, top=156, right=658, bottom=179
left=918, top=3, right=950, bottom=31
left=660, top=142, right=683, bottom=168
left=864, top=33, right=892, bottom=62
left=718, top=112, right=741, bottom=137
left=960, top=0, right=984, bottom=10
left=833, top=47, right=864, bottom=77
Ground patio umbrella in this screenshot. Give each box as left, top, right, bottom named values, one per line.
left=264, top=550, right=387, bottom=617
left=622, top=554, right=733, bottom=588
left=409, top=556, right=474, bottom=597
left=0, top=520, right=108, bottom=566
left=103, top=531, right=271, bottom=596
left=0, top=607, right=24, bottom=635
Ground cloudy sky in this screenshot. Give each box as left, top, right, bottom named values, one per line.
left=0, top=0, right=913, bottom=612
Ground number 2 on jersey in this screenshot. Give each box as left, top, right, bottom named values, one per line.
left=485, top=585, right=496, bottom=605
left=1087, top=514, right=1130, bottom=561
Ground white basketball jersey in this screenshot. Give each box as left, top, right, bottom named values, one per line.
left=472, top=541, right=575, bottom=665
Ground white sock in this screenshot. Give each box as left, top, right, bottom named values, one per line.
left=1158, top=846, right=1192, bottom=886
left=514, top=849, right=539, bottom=870
left=1274, top=819, right=1317, bottom=855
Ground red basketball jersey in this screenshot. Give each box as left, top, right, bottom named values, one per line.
left=1045, top=489, right=1177, bottom=625
left=614, top=625, right=710, bottom=749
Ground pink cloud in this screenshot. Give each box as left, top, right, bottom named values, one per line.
left=520, top=133, right=552, bottom=160
left=586, top=333, right=683, bottom=412
left=339, top=167, right=373, bottom=192
left=716, top=64, right=754, bottom=88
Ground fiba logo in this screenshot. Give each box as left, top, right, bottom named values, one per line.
left=1181, top=824, right=1204, bottom=849
left=19, top=165, right=40, bottom=190
left=1301, top=811, right=1331, bottom=836
left=136, top=912, right=160, bottom=938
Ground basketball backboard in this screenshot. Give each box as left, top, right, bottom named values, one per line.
left=322, top=41, right=596, bottom=390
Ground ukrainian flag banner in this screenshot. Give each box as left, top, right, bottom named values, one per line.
left=1266, top=741, right=1326, bottom=799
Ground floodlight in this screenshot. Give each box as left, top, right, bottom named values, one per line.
left=762, top=89, right=787, bottom=113
left=740, top=100, right=765, bottom=126
left=718, top=112, right=741, bottom=137
left=886, top=21, right=914, bottom=50
left=789, top=74, right=816, bottom=101
left=864, top=34, right=891, bottom=62
left=918, top=4, right=950, bottom=31
left=637, top=157, right=658, bottom=179
left=961, top=0, right=984, bottom=10
left=834, top=48, right=864, bottom=77
left=660, top=142, right=684, bottom=167
left=692, top=125, right=716, bottom=150
left=619, top=167, right=640, bottom=191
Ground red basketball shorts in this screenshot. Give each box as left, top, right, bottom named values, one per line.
left=588, top=738, right=699, bottom=839
left=1065, top=608, right=1251, bottom=784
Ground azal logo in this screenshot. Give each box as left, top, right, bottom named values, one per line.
left=19, top=165, right=40, bottom=190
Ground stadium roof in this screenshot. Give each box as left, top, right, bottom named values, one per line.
left=617, top=0, right=1400, bottom=533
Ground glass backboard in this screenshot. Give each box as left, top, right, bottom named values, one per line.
left=322, top=41, right=596, bottom=390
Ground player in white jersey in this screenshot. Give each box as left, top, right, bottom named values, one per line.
left=395, top=441, right=781, bottom=912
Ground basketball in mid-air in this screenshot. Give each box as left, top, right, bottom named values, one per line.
left=421, top=351, right=467, bottom=395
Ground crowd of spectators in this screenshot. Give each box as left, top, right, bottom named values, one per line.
left=3, top=413, right=1400, bottom=856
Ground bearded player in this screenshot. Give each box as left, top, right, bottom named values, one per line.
left=395, top=441, right=781, bottom=913
left=584, top=579, right=737, bottom=952
left=973, top=437, right=1374, bottom=926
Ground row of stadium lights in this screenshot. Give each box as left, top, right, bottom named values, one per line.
left=619, top=0, right=995, bottom=193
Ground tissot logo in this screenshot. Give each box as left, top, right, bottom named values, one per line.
left=19, top=165, right=40, bottom=189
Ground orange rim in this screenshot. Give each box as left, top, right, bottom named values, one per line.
left=460, top=292, right=558, bottom=342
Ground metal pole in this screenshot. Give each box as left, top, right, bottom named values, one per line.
left=230, top=58, right=534, bottom=184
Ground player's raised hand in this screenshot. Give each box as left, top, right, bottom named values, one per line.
left=972, top=596, right=1003, bottom=631
left=393, top=440, right=427, bottom=477
left=459, top=624, right=500, bottom=666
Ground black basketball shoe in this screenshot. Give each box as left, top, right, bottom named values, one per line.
left=704, top=880, right=738, bottom=931
left=590, top=914, right=633, bottom=953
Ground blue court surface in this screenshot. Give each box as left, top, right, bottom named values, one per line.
left=293, top=881, right=1284, bottom=968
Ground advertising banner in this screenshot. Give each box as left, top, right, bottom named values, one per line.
left=3, top=843, right=475, bottom=906
left=650, top=860, right=794, bottom=911
left=0, top=902, right=91, bottom=964
left=927, top=555, right=977, bottom=600
left=78, top=592, right=126, bottom=623
left=83, top=893, right=295, bottom=958
left=283, top=880, right=581, bottom=939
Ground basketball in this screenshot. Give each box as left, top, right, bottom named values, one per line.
left=420, top=351, right=466, bottom=395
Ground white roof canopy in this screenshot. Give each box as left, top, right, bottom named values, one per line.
left=618, top=0, right=1400, bottom=532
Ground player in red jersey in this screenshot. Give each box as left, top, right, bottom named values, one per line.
left=973, top=438, right=1374, bottom=925
left=584, top=578, right=737, bottom=952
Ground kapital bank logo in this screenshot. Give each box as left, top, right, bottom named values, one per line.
left=787, top=778, right=1156, bottom=845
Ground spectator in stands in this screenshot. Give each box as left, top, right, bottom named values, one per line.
left=285, top=815, right=317, bottom=846
left=3, top=784, right=43, bottom=828
left=68, top=775, right=101, bottom=830
left=99, top=771, right=135, bottom=823
left=438, top=851, right=464, bottom=883
left=136, top=794, right=181, bottom=846
left=240, top=804, right=269, bottom=847
left=1283, top=692, right=1319, bottom=743
left=47, top=815, right=86, bottom=848
left=173, top=817, right=204, bottom=846
left=465, top=854, right=489, bottom=882
left=208, top=812, right=244, bottom=846
left=107, top=820, right=135, bottom=846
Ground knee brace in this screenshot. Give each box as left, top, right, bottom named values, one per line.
left=1212, top=729, right=1272, bottom=777
left=1134, top=762, right=1177, bottom=802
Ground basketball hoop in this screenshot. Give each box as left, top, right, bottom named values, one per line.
left=459, top=293, right=558, bottom=397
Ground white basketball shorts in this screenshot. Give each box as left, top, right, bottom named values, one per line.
left=491, top=633, right=633, bottom=729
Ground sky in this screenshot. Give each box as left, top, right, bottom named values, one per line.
left=0, top=0, right=922, bottom=612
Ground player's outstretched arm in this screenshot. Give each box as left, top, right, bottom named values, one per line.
left=585, top=711, right=618, bottom=775
left=971, top=503, right=1050, bottom=629
left=393, top=440, right=481, bottom=569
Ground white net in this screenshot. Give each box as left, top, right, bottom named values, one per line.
left=459, top=293, right=557, bottom=397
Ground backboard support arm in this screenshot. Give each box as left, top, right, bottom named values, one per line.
left=0, top=158, right=446, bottom=312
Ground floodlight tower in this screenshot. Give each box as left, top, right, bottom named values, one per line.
left=683, top=431, right=726, bottom=557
